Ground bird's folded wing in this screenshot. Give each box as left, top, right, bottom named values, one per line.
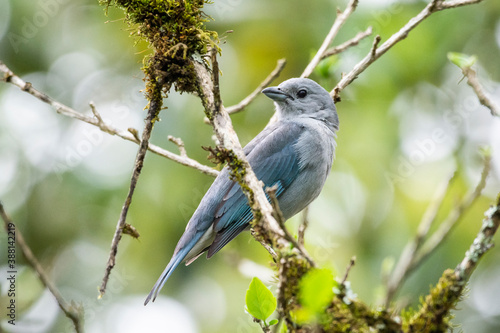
left=207, top=121, right=304, bottom=257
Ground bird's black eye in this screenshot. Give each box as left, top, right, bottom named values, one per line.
left=297, top=89, right=307, bottom=98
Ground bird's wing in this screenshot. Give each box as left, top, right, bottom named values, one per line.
left=145, top=122, right=304, bottom=304
left=206, top=121, right=304, bottom=257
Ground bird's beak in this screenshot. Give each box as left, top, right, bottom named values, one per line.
left=262, top=87, right=293, bottom=101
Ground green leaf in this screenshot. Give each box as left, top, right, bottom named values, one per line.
left=298, top=268, right=336, bottom=314
left=269, top=319, right=279, bottom=326
left=245, top=277, right=277, bottom=322
left=447, top=52, right=477, bottom=69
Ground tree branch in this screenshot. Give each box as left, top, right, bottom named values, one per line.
left=168, top=135, right=188, bottom=157
left=266, top=185, right=315, bottom=267
left=340, top=256, right=356, bottom=285
left=384, top=171, right=457, bottom=305
left=385, top=153, right=490, bottom=305
left=436, top=0, right=484, bottom=10
left=415, top=152, right=490, bottom=263
left=455, top=193, right=500, bottom=280
left=0, top=61, right=218, bottom=177
left=406, top=192, right=500, bottom=332
left=0, top=202, right=83, bottom=333
left=331, top=0, right=485, bottom=102
left=462, top=66, right=500, bottom=117
left=321, top=26, right=373, bottom=60
left=297, top=206, right=309, bottom=246
left=301, top=0, right=359, bottom=78
left=99, top=78, right=163, bottom=297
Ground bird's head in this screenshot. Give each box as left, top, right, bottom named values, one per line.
left=262, top=78, right=339, bottom=131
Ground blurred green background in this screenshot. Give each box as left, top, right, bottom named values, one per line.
left=1, top=0, right=500, bottom=332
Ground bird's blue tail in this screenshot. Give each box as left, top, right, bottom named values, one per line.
left=144, top=247, right=190, bottom=305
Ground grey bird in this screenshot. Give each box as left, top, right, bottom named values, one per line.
left=145, top=78, right=339, bottom=305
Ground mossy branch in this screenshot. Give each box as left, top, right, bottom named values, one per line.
left=98, top=0, right=218, bottom=296
left=403, top=193, right=500, bottom=332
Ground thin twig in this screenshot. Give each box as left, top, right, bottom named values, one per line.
left=341, top=256, right=356, bottom=285
left=266, top=185, right=286, bottom=227
left=128, top=128, right=141, bottom=142
left=415, top=172, right=458, bottom=240
left=297, top=206, right=309, bottom=246
left=331, top=0, right=485, bottom=101
left=385, top=153, right=490, bottom=305
left=0, top=202, right=83, bottom=333
left=416, top=153, right=491, bottom=264
left=384, top=172, right=457, bottom=305
left=99, top=88, right=163, bottom=297
left=254, top=318, right=271, bottom=333
left=321, top=26, right=373, bottom=60
left=226, top=59, right=287, bottom=115
left=266, top=186, right=315, bottom=267
left=462, top=66, right=500, bottom=117
left=370, top=35, right=382, bottom=57
left=437, top=0, right=484, bottom=10
left=301, top=0, right=359, bottom=78
left=0, top=61, right=218, bottom=177
left=89, top=101, right=104, bottom=125
left=251, top=229, right=278, bottom=261
left=168, top=135, right=187, bottom=157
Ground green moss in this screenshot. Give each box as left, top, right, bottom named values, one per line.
left=314, top=296, right=400, bottom=332
left=282, top=254, right=310, bottom=301
left=403, top=269, right=463, bottom=333
left=100, top=0, right=219, bottom=97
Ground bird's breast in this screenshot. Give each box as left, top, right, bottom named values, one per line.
left=294, top=120, right=336, bottom=173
